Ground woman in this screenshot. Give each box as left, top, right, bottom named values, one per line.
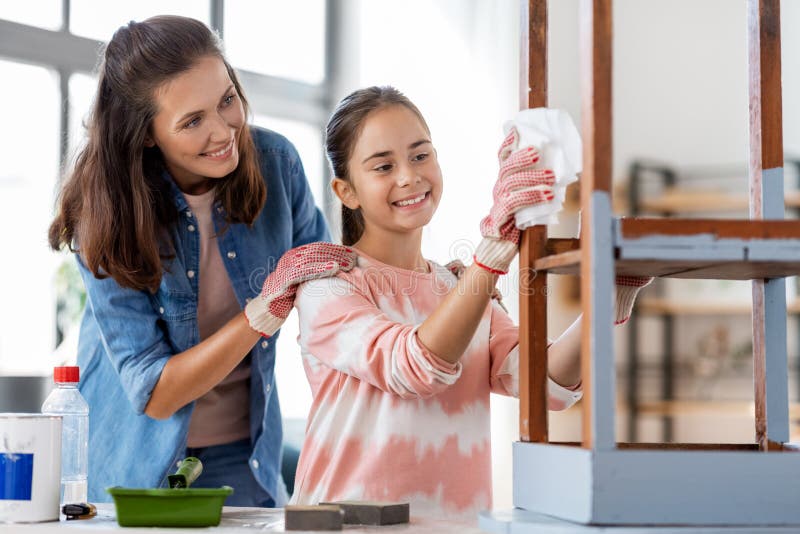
left=48, top=15, right=351, bottom=506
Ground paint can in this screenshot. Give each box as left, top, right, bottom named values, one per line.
left=0, top=414, right=62, bottom=523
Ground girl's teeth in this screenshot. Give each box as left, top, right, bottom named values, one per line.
left=396, top=194, right=426, bottom=206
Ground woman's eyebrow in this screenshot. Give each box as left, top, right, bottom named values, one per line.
left=174, top=84, right=235, bottom=125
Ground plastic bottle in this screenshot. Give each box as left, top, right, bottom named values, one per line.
left=41, top=366, right=89, bottom=505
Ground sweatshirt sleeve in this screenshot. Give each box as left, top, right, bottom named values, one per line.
left=488, top=301, right=582, bottom=411
left=295, top=276, right=462, bottom=399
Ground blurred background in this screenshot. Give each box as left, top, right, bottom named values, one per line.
left=0, top=0, right=798, bottom=508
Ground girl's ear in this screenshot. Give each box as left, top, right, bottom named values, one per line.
left=331, top=178, right=360, bottom=210
left=143, top=135, right=156, bottom=148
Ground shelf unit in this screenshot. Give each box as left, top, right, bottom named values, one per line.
left=625, top=159, right=800, bottom=442
left=482, top=0, right=800, bottom=529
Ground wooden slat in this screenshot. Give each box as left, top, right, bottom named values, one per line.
left=538, top=256, right=800, bottom=280
left=618, top=218, right=800, bottom=240
left=578, top=0, right=613, bottom=452
left=518, top=0, right=549, bottom=443
left=640, top=188, right=800, bottom=214
left=637, top=298, right=800, bottom=315
left=550, top=441, right=762, bottom=451
left=749, top=0, right=789, bottom=451
left=545, top=238, right=580, bottom=256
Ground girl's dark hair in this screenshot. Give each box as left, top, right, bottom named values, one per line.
left=48, top=15, right=265, bottom=292
left=325, top=86, right=430, bottom=246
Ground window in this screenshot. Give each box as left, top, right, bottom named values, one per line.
left=0, top=61, right=61, bottom=374
left=69, top=1, right=209, bottom=41
left=0, top=2, right=61, bottom=30
left=0, top=3, right=332, bottom=375
left=224, top=0, right=326, bottom=84
left=254, top=114, right=327, bottom=210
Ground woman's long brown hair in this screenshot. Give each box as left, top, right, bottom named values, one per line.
left=49, top=15, right=265, bottom=292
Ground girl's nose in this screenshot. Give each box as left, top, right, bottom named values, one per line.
left=397, top=165, right=422, bottom=187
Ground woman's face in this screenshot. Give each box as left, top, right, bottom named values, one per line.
left=339, top=105, right=443, bottom=237
left=148, top=55, right=245, bottom=195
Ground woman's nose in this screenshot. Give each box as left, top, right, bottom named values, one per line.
left=209, top=113, right=231, bottom=141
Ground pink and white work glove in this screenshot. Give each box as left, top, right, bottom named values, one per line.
left=474, top=129, right=556, bottom=275
left=445, top=259, right=507, bottom=310
left=614, top=275, right=653, bottom=325
left=245, top=242, right=357, bottom=338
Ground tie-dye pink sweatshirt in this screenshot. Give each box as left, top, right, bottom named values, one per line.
left=291, top=251, right=582, bottom=517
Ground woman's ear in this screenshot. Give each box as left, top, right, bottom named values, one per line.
left=331, top=178, right=359, bottom=210
left=143, top=135, right=156, bottom=148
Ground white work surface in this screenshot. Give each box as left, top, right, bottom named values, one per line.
left=480, top=509, right=800, bottom=533
left=0, top=503, right=483, bottom=533
left=6, top=506, right=800, bottom=534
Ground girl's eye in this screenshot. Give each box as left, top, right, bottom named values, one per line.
left=412, top=152, right=429, bottom=162
left=374, top=163, right=393, bottom=172
left=185, top=117, right=201, bottom=129
left=222, top=93, right=237, bottom=106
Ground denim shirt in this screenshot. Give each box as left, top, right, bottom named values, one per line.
left=75, top=127, right=330, bottom=502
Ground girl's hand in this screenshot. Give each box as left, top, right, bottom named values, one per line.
left=245, top=242, right=357, bottom=338
left=444, top=259, right=507, bottom=311
left=614, top=275, right=653, bottom=325
left=474, top=129, right=556, bottom=274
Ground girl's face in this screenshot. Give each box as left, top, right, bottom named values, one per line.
left=339, top=105, right=443, bottom=238
left=148, top=55, right=245, bottom=194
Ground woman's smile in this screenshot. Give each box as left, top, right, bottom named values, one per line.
left=201, top=138, right=236, bottom=161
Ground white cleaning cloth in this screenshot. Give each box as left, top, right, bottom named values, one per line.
left=503, top=108, right=582, bottom=229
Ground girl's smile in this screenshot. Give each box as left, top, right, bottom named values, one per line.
left=392, top=190, right=431, bottom=209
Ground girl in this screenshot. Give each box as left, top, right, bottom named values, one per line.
left=49, top=15, right=352, bottom=506
left=289, top=87, right=650, bottom=516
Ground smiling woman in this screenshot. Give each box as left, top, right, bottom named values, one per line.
left=46, top=15, right=336, bottom=507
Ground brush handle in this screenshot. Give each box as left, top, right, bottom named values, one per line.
left=167, top=457, right=203, bottom=488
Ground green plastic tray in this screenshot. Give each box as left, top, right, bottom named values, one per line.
left=107, top=486, right=233, bottom=527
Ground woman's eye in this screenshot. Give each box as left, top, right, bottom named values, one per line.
left=413, top=152, right=429, bottom=162
left=222, top=94, right=236, bottom=106
left=374, top=163, right=393, bottom=172
left=185, top=117, right=201, bottom=129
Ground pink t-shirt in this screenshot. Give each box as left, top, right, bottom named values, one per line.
left=183, top=189, right=250, bottom=448
left=291, top=251, right=581, bottom=517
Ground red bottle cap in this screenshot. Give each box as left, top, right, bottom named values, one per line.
left=53, top=366, right=80, bottom=384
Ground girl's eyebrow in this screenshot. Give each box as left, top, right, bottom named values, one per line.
left=174, top=84, right=235, bottom=125
left=362, top=139, right=431, bottom=164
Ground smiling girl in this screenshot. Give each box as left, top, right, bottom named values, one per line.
left=289, top=87, right=650, bottom=516
left=48, top=16, right=353, bottom=506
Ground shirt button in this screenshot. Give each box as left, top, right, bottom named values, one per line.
left=188, top=224, right=196, bottom=232
left=250, top=459, right=259, bottom=469
left=187, top=270, right=195, bottom=279
left=217, top=206, right=224, bottom=213
left=227, top=251, right=237, bottom=259
left=261, top=340, right=269, bottom=349
left=185, top=211, right=192, bottom=218
left=246, top=297, right=252, bottom=303
left=265, top=383, right=271, bottom=393
left=159, top=307, right=165, bottom=314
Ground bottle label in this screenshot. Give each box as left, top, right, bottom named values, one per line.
left=0, top=453, right=34, bottom=500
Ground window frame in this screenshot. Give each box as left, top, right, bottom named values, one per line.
left=0, top=0, right=340, bottom=348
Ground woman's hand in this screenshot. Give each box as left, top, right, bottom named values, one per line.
left=474, top=129, right=556, bottom=275
left=245, top=242, right=357, bottom=337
